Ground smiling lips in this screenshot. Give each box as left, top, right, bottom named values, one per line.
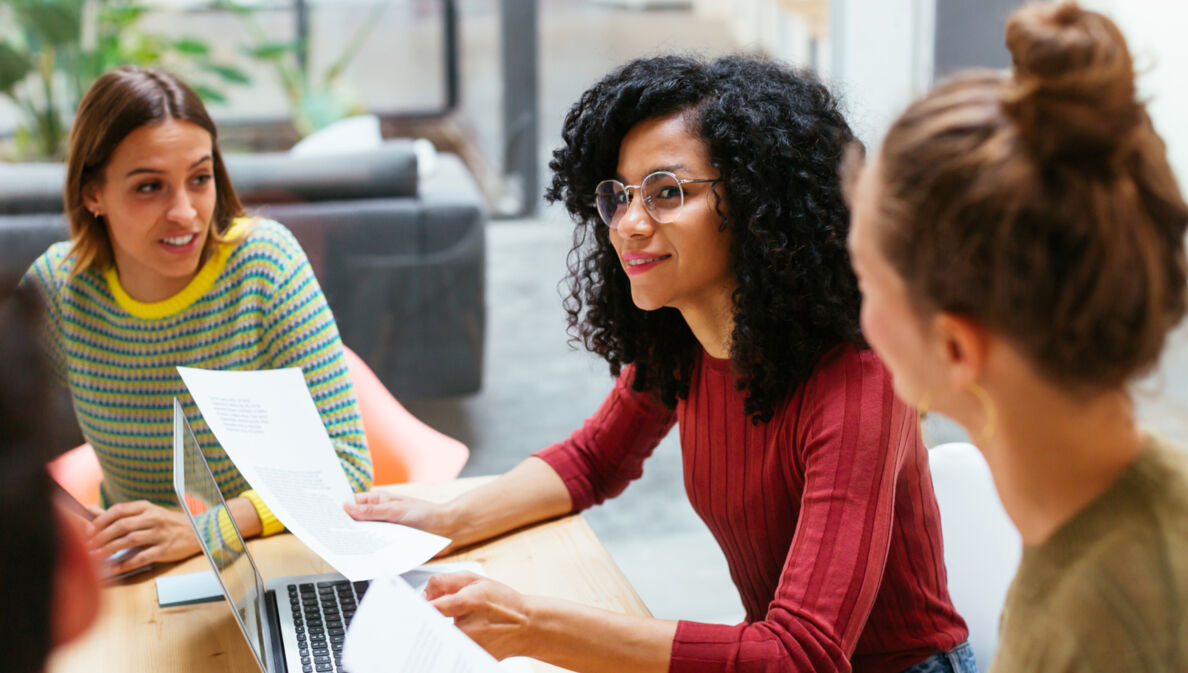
left=622, top=252, right=671, bottom=276
left=159, top=232, right=200, bottom=254
left=162, top=234, right=195, bottom=246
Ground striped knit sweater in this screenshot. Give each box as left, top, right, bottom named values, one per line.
left=536, top=345, right=967, bottom=673
left=23, top=218, right=372, bottom=528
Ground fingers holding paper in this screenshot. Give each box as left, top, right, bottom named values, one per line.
left=344, top=491, right=459, bottom=550
left=87, top=500, right=200, bottom=572
left=426, top=572, right=534, bottom=661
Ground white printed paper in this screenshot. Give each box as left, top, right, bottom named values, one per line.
left=343, top=573, right=504, bottom=673
left=396, top=563, right=536, bottom=673
left=177, top=366, right=449, bottom=581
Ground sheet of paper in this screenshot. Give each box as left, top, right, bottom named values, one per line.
left=343, top=573, right=506, bottom=673
left=177, top=366, right=449, bottom=581
left=388, top=563, right=535, bottom=673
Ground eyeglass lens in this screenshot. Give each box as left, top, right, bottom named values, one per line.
left=594, top=172, right=686, bottom=228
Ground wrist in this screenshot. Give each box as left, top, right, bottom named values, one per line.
left=438, top=498, right=477, bottom=548
left=519, top=594, right=551, bottom=660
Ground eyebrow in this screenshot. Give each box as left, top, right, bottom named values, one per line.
left=614, top=163, right=690, bottom=182
left=124, top=154, right=212, bottom=178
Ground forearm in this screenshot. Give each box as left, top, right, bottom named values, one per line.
left=442, top=457, right=573, bottom=550
left=526, top=597, right=677, bottom=673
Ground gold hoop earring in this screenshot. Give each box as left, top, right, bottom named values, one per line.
left=965, top=382, right=998, bottom=446
left=915, top=387, right=938, bottom=446
left=916, top=387, right=935, bottom=422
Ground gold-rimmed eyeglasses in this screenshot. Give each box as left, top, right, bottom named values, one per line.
left=594, top=171, right=718, bottom=229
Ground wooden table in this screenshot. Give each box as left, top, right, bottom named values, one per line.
left=47, top=477, right=651, bottom=673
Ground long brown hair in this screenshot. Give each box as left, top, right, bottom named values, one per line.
left=873, top=1, right=1188, bottom=390
left=64, top=66, right=245, bottom=275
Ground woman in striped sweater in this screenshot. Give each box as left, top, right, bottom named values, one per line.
left=346, top=55, right=972, bottom=673
left=22, top=66, right=372, bottom=574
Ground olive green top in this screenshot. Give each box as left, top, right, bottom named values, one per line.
left=990, top=434, right=1188, bottom=673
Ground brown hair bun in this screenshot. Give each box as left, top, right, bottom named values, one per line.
left=1002, top=1, right=1143, bottom=162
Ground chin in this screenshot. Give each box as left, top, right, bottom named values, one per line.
left=629, top=291, right=666, bottom=312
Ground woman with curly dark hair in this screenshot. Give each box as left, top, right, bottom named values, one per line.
left=347, top=54, right=972, bottom=673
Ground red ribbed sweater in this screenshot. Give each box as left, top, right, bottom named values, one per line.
left=535, top=345, right=967, bottom=673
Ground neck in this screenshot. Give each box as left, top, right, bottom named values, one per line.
left=117, top=269, right=194, bottom=303
left=975, top=378, right=1143, bottom=547
left=677, top=284, right=736, bottom=359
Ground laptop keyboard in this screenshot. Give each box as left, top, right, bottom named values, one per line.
left=287, top=579, right=370, bottom=672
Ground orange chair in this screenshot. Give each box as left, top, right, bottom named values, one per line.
left=342, top=346, right=469, bottom=484
left=48, top=442, right=103, bottom=507
left=46, top=349, right=468, bottom=505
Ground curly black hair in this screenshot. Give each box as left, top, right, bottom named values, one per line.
left=546, top=54, right=864, bottom=423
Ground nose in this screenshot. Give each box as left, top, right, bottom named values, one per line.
left=613, top=189, right=654, bottom=239
left=166, top=186, right=197, bottom=224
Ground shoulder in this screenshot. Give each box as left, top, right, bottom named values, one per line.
left=25, top=241, right=74, bottom=280
left=1036, top=453, right=1188, bottom=670
left=613, top=362, right=674, bottom=418
left=785, top=344, right=914, bottom=449
left=224, top=218, right=310, bottom=276
left=799, top=344, right=897, bottom=413
left=22, top=242, right=78, bottom=296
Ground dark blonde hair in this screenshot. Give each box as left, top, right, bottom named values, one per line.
left=873, top=1, right=1188, bottom=390
left=64, top=66, right=245, bottom=275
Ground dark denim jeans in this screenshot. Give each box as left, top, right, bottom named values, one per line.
left=899, top=641, right=980, bottom=673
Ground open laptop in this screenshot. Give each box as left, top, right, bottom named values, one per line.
left=171, top=398, right=369, bottom=673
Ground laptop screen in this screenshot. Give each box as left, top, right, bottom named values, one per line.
left=172, top=398, right=270, bottom=671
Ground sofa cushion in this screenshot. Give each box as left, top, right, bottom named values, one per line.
left=229, top=139, right=418, bottom=204
left=0, top=139, right=419, bottom=215
left=0, top=162, right=67, bottom=215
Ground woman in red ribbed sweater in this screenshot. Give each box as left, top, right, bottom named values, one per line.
left=346, top=55, right=971, bottom=673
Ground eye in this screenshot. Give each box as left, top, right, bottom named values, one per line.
left=655, top=186, right=681, bottom=200
left=135, top=181, right=161, bottom=194
left=191, top=173, right=213, bottom=187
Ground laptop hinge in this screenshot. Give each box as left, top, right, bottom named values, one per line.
left=265, top=589, right=287, bottom=672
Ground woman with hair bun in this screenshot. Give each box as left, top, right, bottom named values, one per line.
left=347, top=54, right=973, bottom=672
left=847, top=2, right=1188, bottom=671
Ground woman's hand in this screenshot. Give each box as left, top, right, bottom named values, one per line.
left=344, top=491, right=468, bottom=553
left=86, top=501, right=201, bottom=574
left=425, top=572, right=536, bottom=661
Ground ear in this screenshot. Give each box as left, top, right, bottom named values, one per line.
left=81, top=183, right=103, bottom=217
left=931, top=312, right=990, bottom=390
left=50, top=507, right=101, bottom=649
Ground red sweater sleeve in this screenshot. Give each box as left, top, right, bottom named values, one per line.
left=669, top=350, right=916, bottom=672
left=535, top=365, right=677, bottom=512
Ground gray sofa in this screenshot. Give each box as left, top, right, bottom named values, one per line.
left=0, top=140, right=486, bottom=400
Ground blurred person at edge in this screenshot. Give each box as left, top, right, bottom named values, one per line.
left=20, top=66, right=373, bottom=576
left=846, top=2, right=1188, bottom=672
left=347, top=54, right=975, bottom=673
left=0, top=282, right=102, bottom=673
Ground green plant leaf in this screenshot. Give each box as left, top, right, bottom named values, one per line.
left=16, top=3, right=81, bottom=47
left=201, top=62, right=250, bottom=85
left=241, top=41, right=295, bottom=61
left=102, top=5, right=149, bottom=28
left=174, top=37, right=211, bottom=56
left=0, top=42, right=33, bottom=94
left=324, top=1, right=388, bottom=85
left=208, top=0, right=254, bottom=16
left=191, top=82, right=227, bottom=104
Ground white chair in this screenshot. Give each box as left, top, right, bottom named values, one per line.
left=928, top=442, right=1022, bottom=672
